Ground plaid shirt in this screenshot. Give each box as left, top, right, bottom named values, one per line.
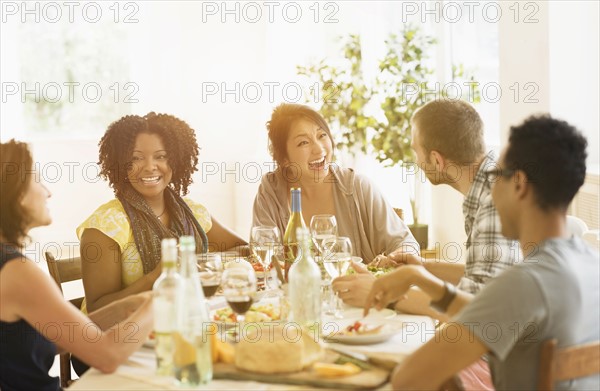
left=458, top=151, right=521, bottom=294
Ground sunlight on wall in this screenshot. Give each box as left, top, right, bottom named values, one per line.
left=3, top=1, right=598, bottom=268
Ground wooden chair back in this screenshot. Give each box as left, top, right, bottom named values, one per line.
left=44, top=251, right=84, bottom=388
left=538, top=338, right=600, bottom=390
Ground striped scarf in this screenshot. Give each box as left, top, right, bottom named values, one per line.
left=117, top=184, right=208, bottom=274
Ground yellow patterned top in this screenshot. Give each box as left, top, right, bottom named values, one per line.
left=76, top=198, right=212, bottom=312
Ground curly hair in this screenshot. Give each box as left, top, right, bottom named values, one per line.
left=0, top=140, right=34, bottom=246
left=505, top=115, right=588, bottom=210
left=98, top=112, right=200, bottom=196
left=267, top=103, right=335, bottom=168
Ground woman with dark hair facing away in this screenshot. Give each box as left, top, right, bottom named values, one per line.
left=252, top=103, right=419, bottom=277
left=78, top=112, right=246, bottom=313
left=0, top=140, right=153, bottom=391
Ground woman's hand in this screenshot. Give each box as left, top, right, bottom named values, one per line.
left=87, top=291, right=153, bottom=331
left=332, top=262, right=375, bottom=307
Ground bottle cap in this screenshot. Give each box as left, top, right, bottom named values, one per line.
left=161, top=238, right=177, bottom=260
left=179, top=235, right=195, bottom=250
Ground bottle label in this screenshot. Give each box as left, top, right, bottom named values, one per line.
left=154, top=297, right=175, bottom=332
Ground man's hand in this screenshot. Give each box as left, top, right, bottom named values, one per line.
left=388, top=252, right=424, bottom=266
left=363, top=265, right=424, bottom=315
left=370, top=254, right=398, bottom=268
left=332, top=262, right=375, bottom=307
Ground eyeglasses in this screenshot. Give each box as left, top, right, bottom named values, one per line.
left=485, top=167, right=516, bottom=182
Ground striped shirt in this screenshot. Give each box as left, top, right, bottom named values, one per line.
left=458, top=151, right=521, bottom=294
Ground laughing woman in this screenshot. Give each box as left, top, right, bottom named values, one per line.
left=78, top=112, right=246, bottom=314
left=0, top=140, right=153, bottom=391
left=252, top=103, right=419, bottom=265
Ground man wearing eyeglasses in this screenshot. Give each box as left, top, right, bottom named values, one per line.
left=335, top=99, right=520, bottom=320
left=365, top=115, right=598, bottom=390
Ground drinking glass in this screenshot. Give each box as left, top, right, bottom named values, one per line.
left=310, top=214, right=337, bottom=256
left=221, top=268, right=257, bottom=324
left=322, top=236, right=353, bottom=318
left=250, top=226, right=281, bottom=293
left=196, top=253, right=223, bottom=298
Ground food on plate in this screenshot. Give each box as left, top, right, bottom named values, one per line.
left=235, top=324, right=324, bottom=374
left=366, top=265, right=395, bottom=277
left=333, top=321, right=384, bottom=336
left=206, top=323, right=235, bottom=364
left=313, top=362, right=362, bottom=377
left=213, top=303, right=280, bottom=323
left=346, top=263, right=394, bottom=278
left=214, top=339, right=235, bottom=364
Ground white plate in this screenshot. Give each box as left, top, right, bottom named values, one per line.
left=323, top=325, right=401, bottom=345
left=327, top=308, right=396, bottom=321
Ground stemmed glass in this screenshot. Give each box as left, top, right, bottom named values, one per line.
left=322, top=236, right=353, bottom=318
left=196, top=253, right=223, bottom=298
left=310, top=215, right=338, bottom=314
left=221, top=268, right=257, bottom=324
left=310, top=214, right=338, bottom=257
left=250, top=226, right=281, bottom=293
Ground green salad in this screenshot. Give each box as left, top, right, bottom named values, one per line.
left=346, top=265, right=394, bottom=277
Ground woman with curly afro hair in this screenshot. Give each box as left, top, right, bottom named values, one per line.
left=77, top=112, right=246, bottom=314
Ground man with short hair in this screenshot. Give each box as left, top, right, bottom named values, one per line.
left=365, top=115, right=599, bottom=390
left=335, top=99, right=520, bottom=320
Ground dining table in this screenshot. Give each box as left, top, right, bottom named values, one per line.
left=69, top=294, right=436, bottom=390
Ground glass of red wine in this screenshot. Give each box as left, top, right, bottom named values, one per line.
left=196, top=253, right=223, bottom=298
left=221, top=268, right=257, bottom=324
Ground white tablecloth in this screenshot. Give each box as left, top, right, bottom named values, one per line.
left=70, top=297, right=435, bottom=390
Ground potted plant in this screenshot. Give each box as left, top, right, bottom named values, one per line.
left=297, top=25, right=479, bottom=250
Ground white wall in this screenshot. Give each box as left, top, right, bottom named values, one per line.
left=6, top=1, right=600, bottom=265
left=549, top=1, right=600, bottom=167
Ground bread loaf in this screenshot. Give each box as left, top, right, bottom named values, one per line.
left=235, top=323, right=323, bottom=374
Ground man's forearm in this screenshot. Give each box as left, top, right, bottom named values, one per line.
left=408, top=267, right=473, bottom=316
left=391, top=323, right=488, bottom=390
left=423, top=260, right=465, bottom=284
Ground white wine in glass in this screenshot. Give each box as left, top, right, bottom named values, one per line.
left=250, top=226, right=280, bottom=293
left=322, top=236, right=353, bottom=318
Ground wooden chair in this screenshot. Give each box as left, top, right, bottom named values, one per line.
left=537, top=338, right=600, bottom=390
left=44, top=251, right=84, bottom=388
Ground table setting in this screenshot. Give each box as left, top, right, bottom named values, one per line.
left=70, top=216, right=436, bottom=390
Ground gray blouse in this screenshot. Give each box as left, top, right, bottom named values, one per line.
left=251, top=166, right=419, bottom=262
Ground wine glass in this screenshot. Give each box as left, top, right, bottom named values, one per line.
left=196, top=253, right=223, bottom=298
left=221, top=268, right=257, bottom=324
left=310, top=214, right=338, bottom=257
left=322, top=236, right=353, bottom=318
left=250, top=226, right=280, bottom=293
